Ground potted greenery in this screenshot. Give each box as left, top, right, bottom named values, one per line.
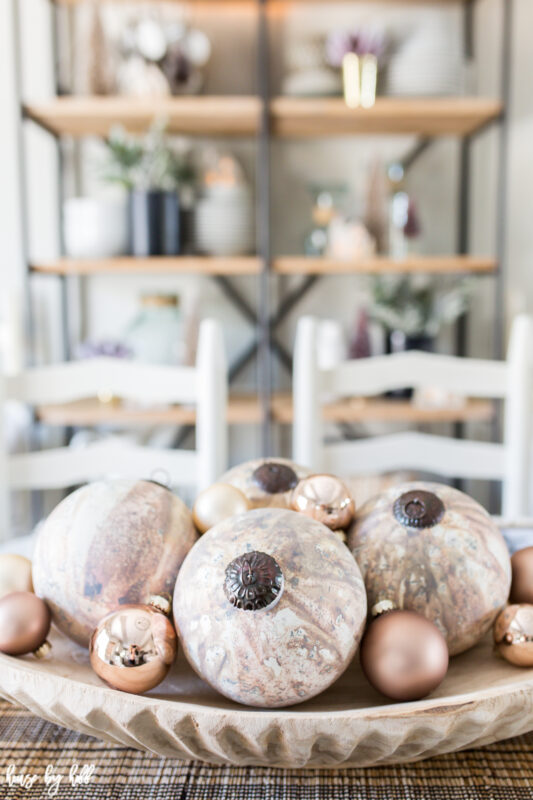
left=102, top=122, right=196, bottom=256
left=368, top=274, right=472, bottom=396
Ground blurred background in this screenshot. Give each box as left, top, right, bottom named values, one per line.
left=1, top=0, right=531, bottom=532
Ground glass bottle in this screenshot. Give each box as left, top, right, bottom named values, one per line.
left=123, top=294, right=185, bottom=366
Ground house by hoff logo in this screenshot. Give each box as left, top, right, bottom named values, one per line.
left=5, top=762, right=96, bottom=797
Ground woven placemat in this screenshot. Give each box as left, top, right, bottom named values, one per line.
left=0, top=701, right=532, bottom=800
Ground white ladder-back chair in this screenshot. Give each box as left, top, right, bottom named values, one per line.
left=293, top=315, right=533, bottom=519
left=0, top=318, right=227, bottom=537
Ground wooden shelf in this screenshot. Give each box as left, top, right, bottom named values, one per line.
left=24, top=96, right=501, bottom=139
left=273, top=255, right=498, bottom=275
left=24, top=96, right=261, bottom=137
left=271, top=97, right=502, bottom=137
left=31, top=255, right=496, bottom=277
left=30, top=256, right=261, bottom=276
left=36, top=395, right=494, bottom=427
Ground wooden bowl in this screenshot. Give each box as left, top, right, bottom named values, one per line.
left=1, top=627, right=533, bottom=768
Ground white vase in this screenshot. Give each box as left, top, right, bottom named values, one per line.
left=63, top=196, right=129, bottom=259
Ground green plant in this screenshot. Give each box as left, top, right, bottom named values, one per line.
left=101, top=122, right=196, bottom=192
left=368, top=274, right=472, bottom=338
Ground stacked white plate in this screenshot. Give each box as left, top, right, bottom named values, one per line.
left=195, top=185, right=255, bottom=257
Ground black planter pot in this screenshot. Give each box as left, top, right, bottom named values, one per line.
left=385, top=330, right=434, bottom=399
left=129, top=190, right=181, bottom=256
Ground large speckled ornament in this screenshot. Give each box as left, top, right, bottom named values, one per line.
left=173, top=507, right=367, bottom=707
left=219, top=458, right=312, bottom=510
left=348, top=482, right=511, bottom=656
left=33, top=479, right=197, bottom=647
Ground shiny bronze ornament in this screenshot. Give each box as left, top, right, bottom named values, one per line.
left=89, top=599, right=177, bottom=694
left=393, top=490, right=445, bottom=529
left=224, top=551, right=284, bottom=611
left=291, top=474, right=355, bottom=531
left=493, top=604, right=533, bottom=667
left=252, top=462, right=298, bottom=495
left=0, top=591, right=51, bottom=657
left=193, top=483, right=249, bottom=534
left=510, top=547, right=533, bottom=605
left=360, top=609, right=449, bottom=701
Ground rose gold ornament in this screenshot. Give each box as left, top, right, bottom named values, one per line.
left=291, top=474, right=355, bottom=531
left=90, top=601, right=177, bottom=694
left=360, top=609, right=449, bottom=701
left=510, top=547, right=533, bottom=605
left=493, top=604, right=533, bottom=667
left=0, top=591, right=51, bottom=657
left=0, top=554, right=33, bottom=599
left=193, top=483, right=249, bottom=534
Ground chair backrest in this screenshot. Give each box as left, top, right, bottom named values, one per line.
left=0, top=318, right=227, bottom=533
left=293, top=315, right=533, bottom=518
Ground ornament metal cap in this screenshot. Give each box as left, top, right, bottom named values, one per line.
left=34, top=640, right=52, bottom=659
left=393, top=489, right=445, bottom=529
left=224, top=551, right=284, bottom=611
left=371, top=599, right=398, bottom=618
left=148, top=594, right=171, bottom=616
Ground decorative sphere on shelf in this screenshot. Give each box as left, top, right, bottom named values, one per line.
left=173, top=507, right=367, bottom=707
left=32, top=479, right=197, bottom=647
left=291, top=474, right=355, bottom=531
left=493, top=604, right=533, bottom=667
left=0, top=591, right=51, bottom=656
left=510, top=546, right=533, bottom=605
left=218, top=458, right=312, bottom=510
left=348, top=482, right=511, bottom=655
left=192, top=483, right=249, bottom=534
left=360, top=609, right=449, bottom=701
left=0, top=554, right=33, bottom=599
left=90, top=602, right=177, bottom=694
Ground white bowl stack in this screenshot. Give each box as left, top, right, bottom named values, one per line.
left=195, top=185, right=255, bottom=257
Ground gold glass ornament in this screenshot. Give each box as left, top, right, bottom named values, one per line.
left=0, top=554, right=33, bottom=599
left=193, top=483, right=249, bottom=534
left=90, top=600, right=177, bottom=694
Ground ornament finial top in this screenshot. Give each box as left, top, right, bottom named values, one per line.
left=224, top=551, right=283, bottom=611
left=393, top=490, right=445, bottom=529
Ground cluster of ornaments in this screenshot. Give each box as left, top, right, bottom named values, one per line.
left=1, top=459, right=533, bottom=708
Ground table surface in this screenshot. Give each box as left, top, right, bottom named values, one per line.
left=0, top=700, right=532, bottom=800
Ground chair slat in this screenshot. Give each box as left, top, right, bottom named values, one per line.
left=5, top=358, right=198, bottom=405
left=323, top=432, right=505, bottom=481
left=8, top=440, right=198, bottom=490
left=324, top=351, right=508, bottom=399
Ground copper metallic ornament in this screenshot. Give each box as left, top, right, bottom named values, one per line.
left=291, top=474, right=355, bottom=531
left=224, top=551, right=284, bottom=610
left=90, top=602, right=177, bottom=694
left=252, top=462, right=298, bottom=495
left=0, top=554, right=33, bottom=599
left=0, top=591, right=51, bottom=656
left=393, top=490, right=445, bottom=529
left=360, top=609, right=449, bottom=701
left=493, top=604, right=533, bottom=667
left=510, top=547, right=533, bottom=605
left=193, top=483, right=249, bottom=534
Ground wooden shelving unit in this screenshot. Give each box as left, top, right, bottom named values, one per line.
left=24, top=96, right=501, bottom=139
left=36, top=395, right=494, bottom=427
left=15, top=0, right=510, bottom=453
